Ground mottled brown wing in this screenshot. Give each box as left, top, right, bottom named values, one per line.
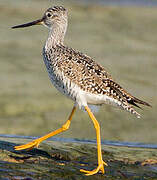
left=103, top=79, right=151, bottom=108
left=56, top=45, right=151, bottom=108
left=57, top=46, right=113, bottom=93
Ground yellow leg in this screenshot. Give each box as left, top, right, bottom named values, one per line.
left=80, top=106, right=108, bottom=176
left=14, top=106, right=76, bottom=151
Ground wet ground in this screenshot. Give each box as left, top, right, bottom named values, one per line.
left=0, top=135, right=157, bottom=179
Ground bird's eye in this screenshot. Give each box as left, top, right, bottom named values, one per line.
left=47, top=13, right=52, bottom=17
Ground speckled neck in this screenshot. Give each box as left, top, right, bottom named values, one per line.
left=45, top=22, right=67, bottom=50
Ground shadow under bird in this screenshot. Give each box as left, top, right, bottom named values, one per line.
left=12, top=6, right=151, bottom=176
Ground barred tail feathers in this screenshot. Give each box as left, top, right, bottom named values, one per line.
left=121, top=101, right=141, bottom=118
left=132, top=96, right=151, bottom=107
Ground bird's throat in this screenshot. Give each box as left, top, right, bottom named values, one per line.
left=45, top=24, right=67, bottom=49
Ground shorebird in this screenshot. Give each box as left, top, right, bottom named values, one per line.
left=12, top=6, right=151, bottom=176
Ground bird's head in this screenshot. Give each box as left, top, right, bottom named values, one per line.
left=12, top=6, right=68, bottom=30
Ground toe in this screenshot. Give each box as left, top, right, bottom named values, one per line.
left=14, top=141, right=38, bottom=151
left=103, top=161, right=108, bottom=166
left=80, top=168, right=98, bottom=176
left=80, top=161, right=106, bottom=176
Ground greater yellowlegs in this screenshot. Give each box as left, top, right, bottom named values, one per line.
left=12, top=6, right=151, bottom=176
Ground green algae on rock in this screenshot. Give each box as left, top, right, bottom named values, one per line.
left=0, top=136, right=157, bottom=179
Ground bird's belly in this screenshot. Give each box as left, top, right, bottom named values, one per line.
left=81, top=90, right=122, bottom=108
left=48, top=70, right=76, bottom=100
left=43, top=58, right=78, bottom=101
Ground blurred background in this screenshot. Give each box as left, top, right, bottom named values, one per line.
left=0, top=0, right=156, bottom=143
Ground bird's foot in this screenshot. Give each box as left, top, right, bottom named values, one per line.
left=80, top=160, right=107, bottom=176
left=14, top=139, right=41, bottom=151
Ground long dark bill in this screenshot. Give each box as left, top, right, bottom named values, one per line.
left=12, top=18, right=43, bottom=29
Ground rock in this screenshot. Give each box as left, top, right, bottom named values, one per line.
left=0, top=136, right=157, bottom=179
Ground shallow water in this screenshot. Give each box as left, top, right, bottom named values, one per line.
left=0, top=0, right=156, bottom=145
left=79, top=0, right=157, bottom=7
left=1, top=134, right=157, bottom=149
